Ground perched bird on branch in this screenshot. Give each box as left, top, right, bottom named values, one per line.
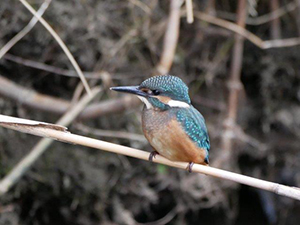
left=111, top=75, right=210, bottom=172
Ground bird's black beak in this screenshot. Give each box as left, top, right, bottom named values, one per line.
left=110, top=86, right=147, bottom=97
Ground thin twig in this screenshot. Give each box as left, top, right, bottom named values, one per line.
left=2, top=54, right=103, bottom=79
left=0, top=115, right=299, bottom=200
left=0, top=75, right=140, bottom=119
left=262, top=38, right=300, bottom=48
left=270, top=0, right=282, bottom=39
left=185, top=0, right=194, bottom=23
left=2, top=54, right=144, bottom=80
left=18, top=0, right=92, bottom=95
left=155, top=0, right=182, bottom=75
left=109, top=29, right=138, bottom=58
left=0, top=87, right=101, bottom=194
left=193, top=11, right=262, bottom=47
left=193, top=10, right=300, bottom=49
left=128, top=0, right=151, bottom=14
left=0, top=0, right=52, bottom=59
left=217, top=1, right=298, bottom=26
left=216, top=0, right=247, bottom=167
left=71, top=83, right=84, bottom=105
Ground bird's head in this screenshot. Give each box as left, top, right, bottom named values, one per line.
left=110, top=75, right=191, bottom=110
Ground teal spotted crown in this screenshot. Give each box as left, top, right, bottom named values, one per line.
left=140, top=75, right=191, bottom=104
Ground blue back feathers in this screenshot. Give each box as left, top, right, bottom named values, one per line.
left=176, top=106, right=210, bottom=162
left=140, top=75, right=191, bottom=104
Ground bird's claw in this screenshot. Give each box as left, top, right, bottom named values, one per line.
left=186, top=162, right=194, bottom=173
left=148, top=151, right=158, bottom=161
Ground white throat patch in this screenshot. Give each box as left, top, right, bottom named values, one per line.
left=137, top=96, right=153, bottom=109
left=137, top=96, right=190, bottom=109
left=167, top=100, right=190, bottom=108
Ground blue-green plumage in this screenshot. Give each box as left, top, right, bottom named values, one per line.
left=140, top=76, right=191, bottom=104
left=111, top=75, right=210, bottom=167
left=176, top=106, right=210, bottom=163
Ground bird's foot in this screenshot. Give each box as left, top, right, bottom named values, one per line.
left=148, top=151, right=159, bottom=161
left=186, top=162, right=194, bottom=173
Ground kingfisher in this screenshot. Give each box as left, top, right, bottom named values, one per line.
left=110, top=75, right=210, bottom=172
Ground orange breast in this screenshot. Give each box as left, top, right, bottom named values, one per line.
left=142, top=108, right=207, bottom=165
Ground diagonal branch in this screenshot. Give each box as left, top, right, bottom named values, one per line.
left=0, top=115, right=299, bottom=200
left=0, top=0, right=52, bottom=59
left=193, top=11, right=300, bottom=49
left=155, top=0, right=182, bottom=75
left=217, top=1, right=298, bottom=26
left=0, top=88, right=101, bottom=194
left=2, top=54, right=144, bottom=80
left=18, top=0, right=92, bottom=95
left=0, top=75, right=140, bottom=119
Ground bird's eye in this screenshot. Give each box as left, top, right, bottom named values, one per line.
left=152, top=90, right=160, bottom=95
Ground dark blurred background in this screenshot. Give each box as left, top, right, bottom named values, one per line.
left=0, top=0, right=300, bottom=224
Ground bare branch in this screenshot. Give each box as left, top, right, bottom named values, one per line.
left=185, top=0, right=194, bottom=23
left=193, top=11, right=300, bottom=49
left=2, top=54, right=104, bottom=79
left=270, top=0, right=282, bottom=39
left=155, top=0, right=182, bottom=75
left=216, top=0, right=247, bottom=167
left=0, top=115, right=300, bottom=200
left=0, top=88, right=101, bottom=194
left=18, top=0, right=92, bottom=95
left=0, top=75, right=140, bottom=119
left=2, top=54, right=144, bottom=80
left=262, top=38, right=300, bottom=48
left=0, top=0, right=52, bottom=59
left=217, top=1, right=298, bottom=26
left=128, top=0, right=151, bottom=15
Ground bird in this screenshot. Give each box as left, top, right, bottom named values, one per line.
left=110, top=75, right=210, bottom=172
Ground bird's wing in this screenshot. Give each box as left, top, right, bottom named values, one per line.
left=176, top=106, right=210, bottom=162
